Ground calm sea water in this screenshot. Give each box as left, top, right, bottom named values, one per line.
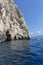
left=0, top=37, right=43, bottom=65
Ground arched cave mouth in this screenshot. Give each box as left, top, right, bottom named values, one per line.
left=6, top=30, right=11, bottom=41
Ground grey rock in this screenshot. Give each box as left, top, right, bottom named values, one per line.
left=0, top=0, right=30, bottom=41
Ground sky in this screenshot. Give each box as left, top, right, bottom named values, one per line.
left=14, top=0, right=43, bottom=36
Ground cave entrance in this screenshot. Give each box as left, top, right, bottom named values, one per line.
left=6, top=30, right=11, bottom=41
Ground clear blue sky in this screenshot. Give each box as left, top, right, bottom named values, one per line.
left=14, top=0, right=43, bottom=35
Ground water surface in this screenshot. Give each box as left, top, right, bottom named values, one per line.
left=0, top=37, right=43, bottom=65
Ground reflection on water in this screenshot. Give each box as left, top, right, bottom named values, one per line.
left=0, top=39, right=43, bottom=65
left=10, top=40, right=30, bottom=50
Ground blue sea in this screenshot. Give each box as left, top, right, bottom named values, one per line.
left=0, top=36, right=43, bottom=65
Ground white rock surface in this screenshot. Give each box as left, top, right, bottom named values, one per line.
left=0, top=0, right=30, bottom=41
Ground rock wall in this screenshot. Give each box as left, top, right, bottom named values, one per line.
left=0, top=0, right=30, bottom=41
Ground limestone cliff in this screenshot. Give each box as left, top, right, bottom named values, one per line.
left=0, top=0, right=30, bottom=41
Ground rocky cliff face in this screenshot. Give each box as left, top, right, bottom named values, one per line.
left=0, top=0, right=30, bottom=42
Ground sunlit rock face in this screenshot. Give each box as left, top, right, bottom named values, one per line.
left=0, top=0, right=30, bottom=41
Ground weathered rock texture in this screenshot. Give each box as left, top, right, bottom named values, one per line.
left=0, top=0, right=30, bottom=41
